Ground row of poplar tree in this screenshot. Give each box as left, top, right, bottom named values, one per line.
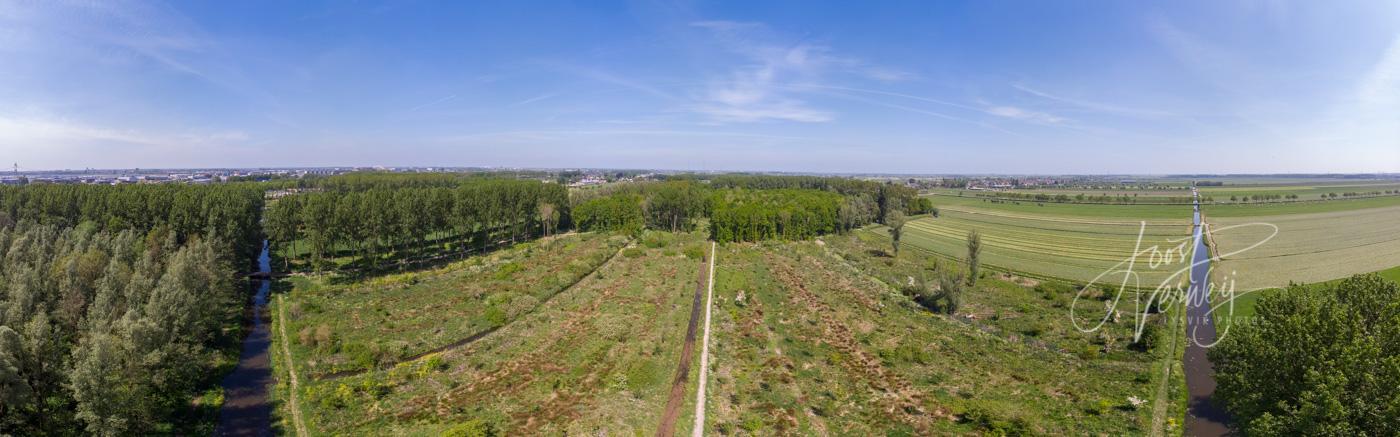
left=263, top=176, right=570, bottom=271
left=571, top=175, right=934, bottom=242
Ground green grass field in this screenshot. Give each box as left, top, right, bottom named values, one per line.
left=905, top=192, right=1400, bottom=288
left=883, top=204, right=1193, bottom=288
left=929, top=191, right=1400, bottom=218
left=1207, top=204, right=1400, bottom=291
left=928, top=180, right=1400, bottom=205
left=1199, top=182, right=1400, bottom=200
left=275, top=231, right=709, bottom=435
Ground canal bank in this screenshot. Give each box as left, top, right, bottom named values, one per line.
left=215, top=241, right=275, bottom=437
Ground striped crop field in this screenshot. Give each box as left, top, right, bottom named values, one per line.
left=1208, top=204, right=1400, bottom=291
left=886, top=205, right=1194, bottom=287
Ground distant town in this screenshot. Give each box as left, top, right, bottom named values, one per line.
left=4, top=165, right=1395, bottom=192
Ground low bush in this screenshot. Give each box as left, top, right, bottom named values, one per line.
left=683, top=244, right=705, bottom=260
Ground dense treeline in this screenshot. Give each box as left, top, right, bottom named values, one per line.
left=573, top=194, right=645, bottom=234
left=696, top=174, right=923, bottom=223
left=1232, top=194, right=1295, bottom=202
left=265, top=177, right=569, bottom=271
left=968, top=191, right=1200, bottom=205
left=1210, top=274, right=1400, bottom=434
left=571, top=175, right=932, bottom=243
left=709, top=189, right=843, bottom=242
left=571, top=181, right=710, bottom=233
left=311, top=172, right=468, bottom=192
left=0, top=184, right=265, bottom=264
left=0, top=223, right=240, bottom=435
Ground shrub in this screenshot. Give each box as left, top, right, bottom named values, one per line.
left=683, top=244, right=705, bottom=260
left=483, top=306, right=508, bottom=328
left=443, top=419, right=497, bottom=437
left=622, top=247, right=644, bottom=258
left=421, top=354, right=447, bottom=376
left=642, top=233, right=670, bottom=248
left=961, top=406, right=1031, bottom=436
left=493, top=262, right=523, bottom=280
left=879, top=344, right=930, bottom=365
left=1077, top=345, right=1100, bottom=360
left=1085, top=399, right=1114, bottom=416
left=1133, top=321, right=1162, bottom=352
left=740, top=414, right=765, bottom=433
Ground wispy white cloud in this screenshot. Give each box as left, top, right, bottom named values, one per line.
left=686, top=20, right=909, bottom=124
left=510, top=93, right=557, bottom=107
left=0, top=114, right=255, bottom=169
left=1358, top=33, right=1400, bottom=110
left=1012, top=84, right=1179, bottom=119
left=546, top=62, right=680, bottom=101
left=983, top=105, right=1065, bottom=124
left=408, top=94, right=458, bottom=112
left=692, top=100, right=833, bottom=123
left=0, top=1, right=283, bottom=117
left=0, top=115, right=249, bottom=147
left=787, top=84, right=1064, bottom=134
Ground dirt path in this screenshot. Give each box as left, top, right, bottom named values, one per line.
left=277, top=294, right=309, bottom=437
left=692, top=242, right=716, bottom=437
left=656, top=243, right=713, bottom=437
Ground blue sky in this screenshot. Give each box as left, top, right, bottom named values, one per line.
left=1, top=0, right=1398, bottom=173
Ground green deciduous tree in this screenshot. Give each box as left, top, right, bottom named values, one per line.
left=1209, top=274, right=1400, bottom=435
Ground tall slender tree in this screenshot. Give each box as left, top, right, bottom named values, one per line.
left=966, top=229, right=982, bottom=286
left=886, top=210, right=907, bottom=257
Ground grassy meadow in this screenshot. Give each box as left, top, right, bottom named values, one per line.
left=279, top=232, right=628, bottom=376
left=697, top=234, right=1186, bottom=434
left=274, top=231, right=711, bottom=435
left=885, top=206, right=1192, bottom=287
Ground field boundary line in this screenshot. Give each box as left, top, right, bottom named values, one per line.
left=692, top=241, right=716, bottom=437
left=277, top=294, right=309, bottom=437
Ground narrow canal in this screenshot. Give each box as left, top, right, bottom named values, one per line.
left=215, top=241, right=274, bottom=437
left=1184, top=191, right=1230, bottom=436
